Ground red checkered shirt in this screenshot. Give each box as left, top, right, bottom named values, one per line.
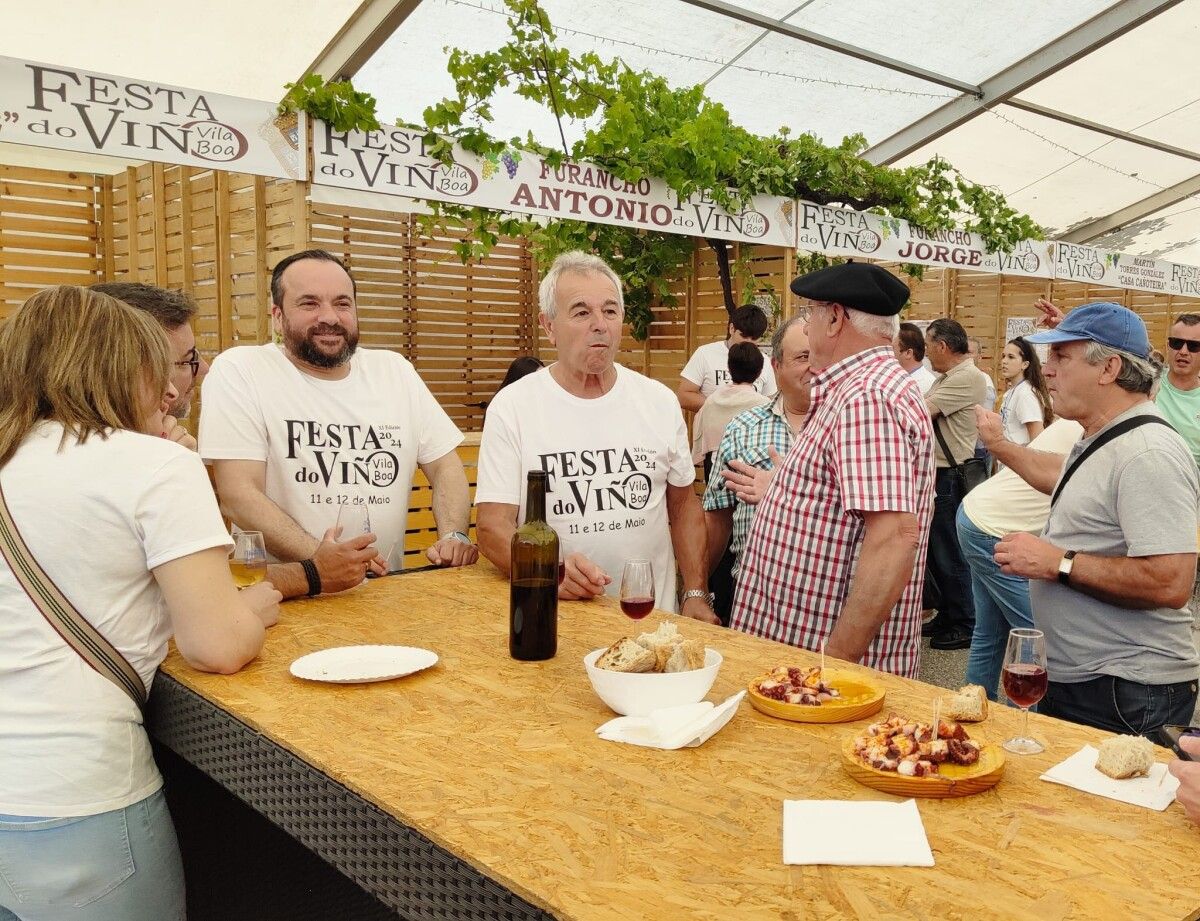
left=730, top=346, right=934, bottom=677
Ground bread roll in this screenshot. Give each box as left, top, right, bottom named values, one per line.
left=681, top=639, right=706, bottom=671
left=662, top=639, right=707, bottom=673
left=635, top=622, right=679, bottom=653
left=596, top=637, right=656, bottom=673
left=1095, top=735, right=1155, bottom=779
left=943, top=684, right=988, bottom=722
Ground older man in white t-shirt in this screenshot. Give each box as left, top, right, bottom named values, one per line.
left=476, top=251, right=716, bottom=621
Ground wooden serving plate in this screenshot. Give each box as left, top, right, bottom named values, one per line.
left=746, top=669, right=886, bottom=724
left=840, top=732, right=1006, bottom=798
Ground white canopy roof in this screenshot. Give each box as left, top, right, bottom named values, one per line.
left=6, top=0, right=1200, bottom=263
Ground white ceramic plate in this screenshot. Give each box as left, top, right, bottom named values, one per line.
left=289, top=645, right=438, bottom=684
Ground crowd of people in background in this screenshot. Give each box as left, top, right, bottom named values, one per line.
left=6, top=248, right=1200, bottom=913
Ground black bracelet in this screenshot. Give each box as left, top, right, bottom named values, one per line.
left=300, top=558, right=322, bottom=597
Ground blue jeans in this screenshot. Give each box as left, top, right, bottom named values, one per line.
left=956, top=506, right=1036, bottom=702
left=0, top=789, right=184, bottom=921
left=1041, top=675, right=1198, bottom=737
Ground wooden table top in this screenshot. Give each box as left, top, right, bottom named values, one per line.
left=160, top=562, right=1200, bottom=921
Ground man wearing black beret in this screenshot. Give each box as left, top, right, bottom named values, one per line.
left=730, top=262, right=935, bottom=677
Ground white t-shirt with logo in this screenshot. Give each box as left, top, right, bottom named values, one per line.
left=1000, top=379, right=1044, bottom=446
left=0, top=423, right=232, bottom=816
left=476, top=365, right=695, bottom=612
left=681, top=340, right=777, bottom=398
left=199, top=344, right=463, bottom=569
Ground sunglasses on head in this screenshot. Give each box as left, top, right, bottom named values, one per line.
left=1168, top=337, right=1200, bottom=353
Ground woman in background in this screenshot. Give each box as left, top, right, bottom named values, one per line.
left=0, top=286, right=279, bottom=920
left=998, top=337, right=1053, bottom=446
left=498, top=355, right=544, bottom=392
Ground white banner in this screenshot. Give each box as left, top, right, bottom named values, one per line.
left=1053, top=241, right=1188, bottom=295
left=1004, top=316, right=1048, bottom=360
left=311, top=122, right=796, bottom=248
left=0, top=56, right=305, bottom=180
left=794, top=200, right=1054, bottom=279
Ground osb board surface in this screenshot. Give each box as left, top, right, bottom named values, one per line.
left=160, top=562, right=1200, bottom=921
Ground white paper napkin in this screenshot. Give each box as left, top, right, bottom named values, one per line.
left=782, top=799, right=934, bottom=866
left=1040, top=744, right=1178, bottom=811
left=594, top=691, right=744, bottom=750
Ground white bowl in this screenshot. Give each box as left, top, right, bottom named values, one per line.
left=583, top=647, right=723, bottom=716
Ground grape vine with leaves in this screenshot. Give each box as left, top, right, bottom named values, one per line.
left=373, top=0, right=1043, bottom=338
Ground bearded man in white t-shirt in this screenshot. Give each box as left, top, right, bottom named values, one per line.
left=199, top=250, right=477, bottom=590
left=476, top=251, right=717, bottom=622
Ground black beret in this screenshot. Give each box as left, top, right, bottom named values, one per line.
left=789, top=262, right=910, bottom=316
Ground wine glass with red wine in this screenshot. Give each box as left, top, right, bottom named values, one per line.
left=1001, top=627, right=1048, bottom=755
left=620, top=559, right=654, bottom=620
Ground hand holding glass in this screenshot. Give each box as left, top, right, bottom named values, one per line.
left=619, top=560, right=654, bottom=620
left=335, top=500, right=372, bottom=537
left=1001, top=628, right=1048, bottom=755
left=229, top=530, right=267, bottom=588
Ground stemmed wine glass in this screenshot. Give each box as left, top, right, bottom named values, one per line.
left=1001, top=628, right=1048, bottom=754
left=229, top=530, right=267, bottom=588
left=620, top=559, right=654, bottom=620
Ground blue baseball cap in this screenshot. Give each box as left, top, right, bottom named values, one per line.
left=1025, top=301, right=1151, bottom=359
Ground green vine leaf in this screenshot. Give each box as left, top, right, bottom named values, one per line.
left=280, top=74, right=382, bottom=133
left=283, top=1, right=1043, bottom=341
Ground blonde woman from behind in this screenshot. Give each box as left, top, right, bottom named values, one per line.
left=0, top=286, right=280, bottom=921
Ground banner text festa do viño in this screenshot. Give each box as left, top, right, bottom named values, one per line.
left=795, top=200, right=1055, bottom=280
left=311, top=122, right=796, bottom=248
left=0, top=56, right=305, bottom=181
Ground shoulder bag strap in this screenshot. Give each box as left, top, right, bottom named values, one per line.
left=1050, top=416, right=1174, bottom=507
left=0, top=482, right=147, bottom=709
left=932, top=416, right=962, bottom=469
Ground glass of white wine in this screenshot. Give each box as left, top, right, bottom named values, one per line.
left=335, top=498, right=372, bottom=538
left=229, top=530, right=267, bottom=588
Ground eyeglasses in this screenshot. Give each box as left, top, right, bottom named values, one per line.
left=1167, top=337, right=1200, bottom=354
left=174, top=348, right=201, bottom=377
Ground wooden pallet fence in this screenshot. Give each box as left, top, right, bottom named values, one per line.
left=0, top=164, right=106, bottom=317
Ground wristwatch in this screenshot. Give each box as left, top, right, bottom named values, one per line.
left=681, top=589, right=715, bottom=607
left=1057, top=550, right=1077, bottom=586
left=442, top=530, right=472, bottom=545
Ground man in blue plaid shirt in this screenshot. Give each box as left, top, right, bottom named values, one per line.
left=703, top=317, right=812, bottom=624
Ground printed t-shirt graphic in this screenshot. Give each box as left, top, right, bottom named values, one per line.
left=199, top=343, right=463, bottom=569
left=476, top=364, right=694, bottom=612
left=681, top=340, right=777, bottom=398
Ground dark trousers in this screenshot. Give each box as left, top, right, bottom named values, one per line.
left=1041, top=675, right=1198, bottom=737
left=702, top=451, right=735, bottom=627
left=926, top=468, right=975, bottom=634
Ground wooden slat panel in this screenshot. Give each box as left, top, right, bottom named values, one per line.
left=0, top=165, right=104, bottom=315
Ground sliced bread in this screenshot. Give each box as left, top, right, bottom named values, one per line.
left=636, top=621, right=680, bottom=653
left=943, top=684, right=989, bottom=722
left=663, top=639, right=707, bottom=673
left=596, top=637, right=656, bottom=673
left=1095, top=735, right=1155, bottom=779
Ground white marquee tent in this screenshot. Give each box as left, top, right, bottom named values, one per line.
left=5, top=0, right=1200, bottom=262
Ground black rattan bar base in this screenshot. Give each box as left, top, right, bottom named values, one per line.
left=148, top=673, right=553, bottom=921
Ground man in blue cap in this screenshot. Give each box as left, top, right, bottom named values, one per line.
left=978, top=301, right=1198, bottom=736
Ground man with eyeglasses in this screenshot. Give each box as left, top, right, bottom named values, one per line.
left=92, top=282, right=209, bottom=449
left=1157, top=314, right=1200, bottom=469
